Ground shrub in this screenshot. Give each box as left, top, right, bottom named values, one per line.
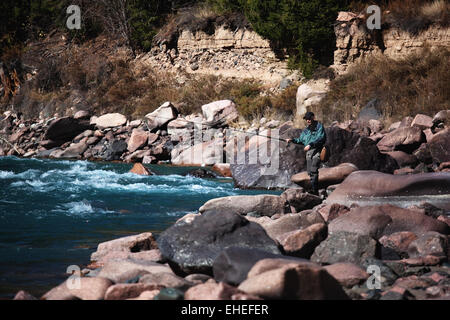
left=317, top=47, right=450, bottom=125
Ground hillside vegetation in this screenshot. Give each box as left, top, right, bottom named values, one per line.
left=1, top=0, right=449, bottom=125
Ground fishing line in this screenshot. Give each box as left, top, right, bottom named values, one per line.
left=143, top=113, right=291, bottom=143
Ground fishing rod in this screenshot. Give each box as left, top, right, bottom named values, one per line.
left=143, top=113, right=291, bottom=143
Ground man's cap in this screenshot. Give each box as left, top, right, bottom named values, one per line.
left=303, top=111, right=315, bottom=120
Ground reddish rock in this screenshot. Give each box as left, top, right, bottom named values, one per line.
left=96, top=259, right=174, bottom=284
left=385, top=151, right=418, bottom=168
left=128, top=129, right=149, bottom=153
left=124, top=150, right=152, bottom=163
left=328, top=206, right=393, bottom=239
left=394, top=167, right=415, bottom=175
left=212, top=163, right=232, bottom=177
left=277, top=223, right=328, bottom=258
left=399, top=255, right=445, bottom=266
left=428, top=128, right=450, bottom=164
left=147, top=133, right=159, bottom=146
left=381, top=204, right=449, bottom=236
left=437, top=215, right=450, bottom=227
left=8, top=127, right=28, bottom=144
left=91, top=249, right=163, bottom=267
left=324, top=263, right=369, bottom=288
left=42, top=277, right=113, bottom=300
left=393, top=275, right=433, bottom=290
left=280, top=189, right=323, bottom=213
left=291, top=163, right=358, bottom=189
left=13, top=290, right=38, bottom=300
left=379, top=232, right=418, bottom=257
left=407, top=231, right=448, bottom=258
left=129, top=163, right=154, bottom=176
left=198, top=194, right=287, bottom=217
left=247, top=213, right=324, bottom=242
left=327, top=171, right=450, bottom=210
left=184, top=280, right=242, bottom=300
left=238, top=259, right=348, bottom=300
left=377, top=126, right=424, bottom=152
left=59, top=139, right=89, bottom=159
left=127, top=290, right=160, bottom=300
left=317, top=203, right=350, bottom=222
left=139, top=272, right=194, bottom=290
left=105, top=283, right=164, bottom=300
left=411, top=114, right=433, bottom=130
left=91, top=232, right=158, bottom=263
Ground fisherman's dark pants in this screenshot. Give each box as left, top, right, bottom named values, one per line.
left=306, top=148, right=321, bottom=194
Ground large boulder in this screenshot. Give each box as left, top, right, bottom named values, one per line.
left=42, top=277, right=113, bottom=300
left=277, top=223, right=328, bottom=258
left=91, top=232, right=158, bottom=264
left=102, top=139, right=128, bottom=161
left=198, top=194, right=287, bottom=217
left=324, top=263, right=369, bottom=288
left=230, top=133, right=306, bottom=189
left=384, top=151, right=418, bottom=168
left=310, top=231, right=379, bottom=265
left=44, top=116, right=93, bottom=145
left=58, top=139, right=89, bottom=159
left=280, top=189, right=323, bottom=213
left=157, top=211, right=281, bottom=275
left=237, top=258, right=349, bottom=300
left=325, top=126, right=398, bottom=173
left=291, top=163, right=358, bottom=189
left=246, top=212, right=325, bottom=243
left=212, top=247, right=302, bottom=286
left=145, top=102, right=179, bottom=131
left=411, top=114, right=433, bottom=130
left=432, top=110, right=450, bottom=127
left=327, top=171, right=450, bottom=210
left=201, top=100, right=238, bottom=127
left=230, top=125, right=397, bottom=190
left=171, top=138, right=224, bottom=166
left=127, top=129, right=149, bottom=153
left=328, top=206, right=393, bottom=239
left=296, top=80, right=329, bottom=118
left=377, top=126, right=425, bottom=153
left=129, top=163, right=154, bottom=176
left=427, top=128, right=450, bottom=164
left=93, top=113, right=127, bottom=129
left=97, top=259, right=174, bottom=284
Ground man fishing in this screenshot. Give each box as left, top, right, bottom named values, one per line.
left=286, top=112, right=326, bottom=195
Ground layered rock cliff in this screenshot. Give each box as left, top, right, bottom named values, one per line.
left=332, top=11, right=450, bottom=74
left=135, top=25, right=291, bottom=86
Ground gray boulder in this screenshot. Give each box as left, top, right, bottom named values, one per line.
left=157, top=211, right=281, bottom=275
left=311, top=231, right=379, bottom=265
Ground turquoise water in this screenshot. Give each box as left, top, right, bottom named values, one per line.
left=0, top=156, right=280, bottom=299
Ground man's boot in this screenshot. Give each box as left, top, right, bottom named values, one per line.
left=310, top=174, right=319, bottom=196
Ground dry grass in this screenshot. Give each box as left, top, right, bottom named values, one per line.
left=385, top=0, right=450, bottom=34
left=316, top=47, right=450, bottom=125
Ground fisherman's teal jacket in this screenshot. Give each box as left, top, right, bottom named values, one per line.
left=293, top=121, right=326, bottom=149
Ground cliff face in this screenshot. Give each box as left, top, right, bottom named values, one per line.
left=333, top=12, right=450, bottom=74
left=135, top=25, right=291, bottom=86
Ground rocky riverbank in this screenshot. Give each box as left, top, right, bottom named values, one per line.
left=2, top=104, right=450, bottom=300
